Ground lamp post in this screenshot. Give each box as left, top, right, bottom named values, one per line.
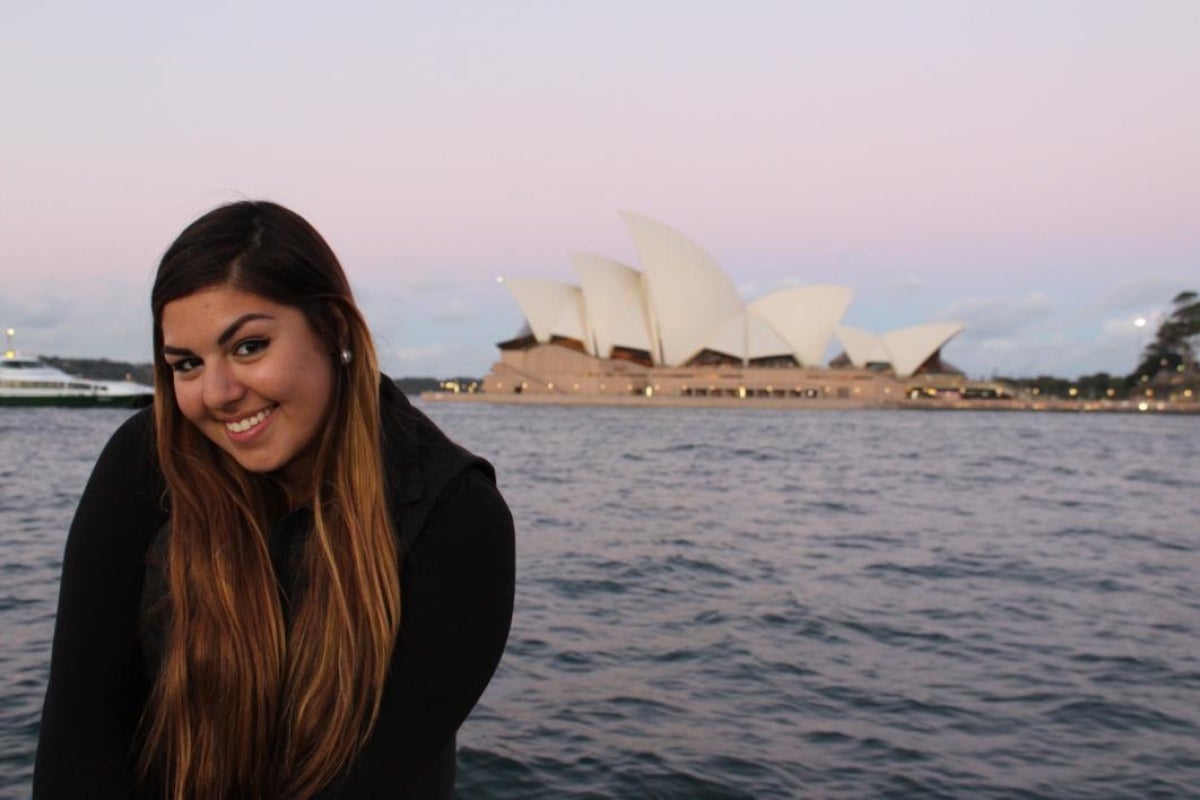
left=1134, top=317, right=1147, bottom=373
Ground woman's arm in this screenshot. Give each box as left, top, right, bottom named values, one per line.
left=33, top=410, right=168, bottom=799
left=335, top=466, right=516, bottom=795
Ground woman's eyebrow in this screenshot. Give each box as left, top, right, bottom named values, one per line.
left=217, top=313, right=275, bottom=346
left=162, top=313, right=276, bottom=356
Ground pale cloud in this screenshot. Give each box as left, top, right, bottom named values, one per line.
left=388, top=343, right=447, bottom=363
left=1100, top=315, right=1152, bottom=343
left=882, top=277, right=925, bottom=295
left=402, top=275, right=451, bottom=294
left=433, top=299, right=472, bottom=322
left=931, top=288, right=1193, bottom=378
left=933, top=292, right=1056, bottom=337
left=2, top=280, right=149, bottom=362
left=943, top=308, right=1149, bottom=379
left=977, top=338, right=1019, bottom=353
left=1089, top=275, right=1190, bottom=316
left=0, top=296, right=62, bottom=330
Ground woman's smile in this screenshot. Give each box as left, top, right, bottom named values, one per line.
left=223, top=404, right=277, bottom=436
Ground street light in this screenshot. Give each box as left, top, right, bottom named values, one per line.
left=1134, top=317, right=1148, bottom=372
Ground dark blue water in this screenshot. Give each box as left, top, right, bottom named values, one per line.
left=3, top=405, right=1199, bottom=799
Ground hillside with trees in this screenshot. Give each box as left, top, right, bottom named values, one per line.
left=1133, top=291, right=1199, bottom=381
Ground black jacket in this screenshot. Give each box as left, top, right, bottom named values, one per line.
left=34, top=380, right=515, bottom=798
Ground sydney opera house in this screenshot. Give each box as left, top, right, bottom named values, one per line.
left=480, top=213, right=967, bottom=406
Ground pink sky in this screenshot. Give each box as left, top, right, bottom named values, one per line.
left=3, top=1, right=1197, bottom=379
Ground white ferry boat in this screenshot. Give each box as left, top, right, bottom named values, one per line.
left=1, top=332, right=153, bottom=408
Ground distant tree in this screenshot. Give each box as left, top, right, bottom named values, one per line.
left=42, top=356, right=154, bottom=385
left=1076, top=372, right=1126, bottom=399
left=1132, top=291, right=1199, bottom=380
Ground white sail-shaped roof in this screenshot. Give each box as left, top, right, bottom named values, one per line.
left=881, top=322, right=966, bottom=378
left=835, top=322, right=965, bottom=377
left=749, top=285, right=854, bottom=367
left=570, top=252, right=654, bottom=358
left=500, top=277, right=592, bottom=353
left=553, top=291, right=590, bottom=348
left=836, top=325, right=890, bottom=367
left=621, top=212, right=744, bottom=366
left=496, top=214, right=967, bottom=377
left=705, top=311, right=794, bottom=361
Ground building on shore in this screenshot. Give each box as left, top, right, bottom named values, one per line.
left=479, top=212, right=969, bottom=404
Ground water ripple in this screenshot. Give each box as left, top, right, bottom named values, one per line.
left=5, top=406, right=1200, bottom=799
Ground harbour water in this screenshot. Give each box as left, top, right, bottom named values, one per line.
left=3, top=403, right=1199, bottom=798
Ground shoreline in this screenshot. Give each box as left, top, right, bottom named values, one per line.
left=421, top=392, right=1200, bottom=414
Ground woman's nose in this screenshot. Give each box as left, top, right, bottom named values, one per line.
left=202, top=361, right=246, bottom=409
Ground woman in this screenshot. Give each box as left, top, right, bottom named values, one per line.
left=34, top=201, right=515, bottom=799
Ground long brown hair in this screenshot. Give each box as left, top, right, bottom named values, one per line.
left=142, top=201, right=400, bottom=798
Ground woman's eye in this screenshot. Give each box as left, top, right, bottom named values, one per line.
left=169, top=357, right=201, bottom=374
left=233, top=338, right=270, bottom=357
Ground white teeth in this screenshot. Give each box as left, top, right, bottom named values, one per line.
left=226, top=406, right=273, bottom=433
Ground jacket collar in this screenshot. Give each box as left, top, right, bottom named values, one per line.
left=379, top=376, right=425, bottom=505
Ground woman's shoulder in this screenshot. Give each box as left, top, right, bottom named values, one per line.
left=94, top=406, right=159, bottom=474
left=110, top=404, right=156, bottom=447
left=378, top=379, right=502, bottom=551
left=83, top=406, right=167, bottom=519
left=379, top=378, right=495, bottom=489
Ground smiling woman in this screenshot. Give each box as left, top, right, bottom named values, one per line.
left=33, top=202, right=515, bottom=799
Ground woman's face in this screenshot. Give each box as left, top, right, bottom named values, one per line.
left=160, top=284, right=336, bottom=496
